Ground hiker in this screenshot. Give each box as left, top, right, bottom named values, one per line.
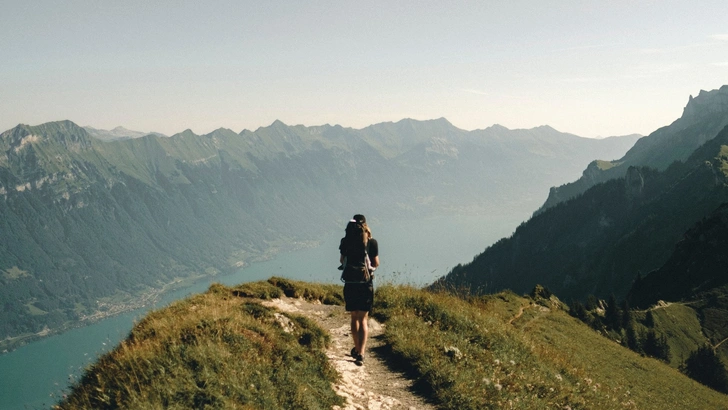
left=339, top=214, right=379, bottom=365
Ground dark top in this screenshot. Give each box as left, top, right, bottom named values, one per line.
left=339, top=238, right=378, bottom=268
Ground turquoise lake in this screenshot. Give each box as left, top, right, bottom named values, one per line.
left=0, top=213, right=523, bottom=409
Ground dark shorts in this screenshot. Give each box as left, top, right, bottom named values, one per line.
left=344, top=281, right=374, bottom=312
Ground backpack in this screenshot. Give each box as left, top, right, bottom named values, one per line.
left=340, top=225, right=373, bottom=283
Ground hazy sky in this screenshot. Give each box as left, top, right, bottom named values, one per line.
left=2, top=1, right=727, bottom=137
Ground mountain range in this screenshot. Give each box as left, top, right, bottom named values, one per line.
left=8, top=85, right=728, bottom=403
left=0, top=118, right=637, bottom=348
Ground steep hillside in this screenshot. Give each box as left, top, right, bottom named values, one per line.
left=628, top=202, right=728, bottom=307
left=0, top=118, right=637, bottom=348
left=625, top=201, right=728, bottom=371
left=541, top=85, right=728, bottom=211
left=435, top=125, right=728, bottom=302
left=57, top=279, right=728, bottom=409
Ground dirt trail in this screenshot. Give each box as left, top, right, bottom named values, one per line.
left=262, top=297, right=436, bottom=410
left=507, top=305, right=528, bottom=325
left=715, top=336, right=728, bottom=349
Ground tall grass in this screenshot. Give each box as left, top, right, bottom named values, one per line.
left=56, top=279, right=727, bottom=409
left=56, top=280, right=343, bottom=409
left=372, top=285, right=728, bottom=409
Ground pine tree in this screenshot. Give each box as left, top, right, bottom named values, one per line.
left=569, top=300, right=589, bottom=322
left=644, top=309, right=655, bottom=328
left=681, top=345, right=728, bottom=393
left=625, top=323, right=640, bottom=352
left=605, top=294, right=621, bottom=331
left=585, top=295, right=599, bottom=311
left=620, top=300, right=631, bottom=330
left=643, top=329, right=670, bottom=362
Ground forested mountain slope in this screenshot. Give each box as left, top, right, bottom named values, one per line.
left=436, top=124, right=728, bottom=302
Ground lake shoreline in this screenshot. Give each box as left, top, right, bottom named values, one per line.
left=1, top=213, right=523, bottom=410
left=0, top=239, right=324, bottom=354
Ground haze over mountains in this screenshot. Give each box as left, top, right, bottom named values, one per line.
left=540, top=85, right=728, bottom=212
left=437, top=85, right=728, bottom=376
left=438, top=85, right=728, bottom=302
left=83, top=126, right=167, bottom=141
left=0, top=117, right=637, bottom=347
left=6, top=86, right=728, bottom=405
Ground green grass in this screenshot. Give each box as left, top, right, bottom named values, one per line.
left=56, top=280, right=343, bottom=410
left=633, top=303, right=707, bottom=367
left=718, top=145, right=728, bottom=177
left=372, top=285, right=728, bottom=409
left=231, top=277, right=344, bottom=305
left=630, top=291, right=728, bottom=370
left=25, top=302, right=47, bottom=316
left=57, top=279, right=728, bottom=409
left=595, top=160, right=620, bottom=171
left=3, top=266, right=30, bottom=280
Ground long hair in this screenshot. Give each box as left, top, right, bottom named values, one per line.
left=344, top=220, right=371, bottom=251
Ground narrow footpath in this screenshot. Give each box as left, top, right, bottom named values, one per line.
left=262, top=297, right=437, bottom=410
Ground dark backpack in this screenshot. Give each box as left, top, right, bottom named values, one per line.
left=340, top=233, right=372, bottom=283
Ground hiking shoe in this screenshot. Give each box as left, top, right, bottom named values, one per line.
left=350, top=347, right=358, bottom=357
left=354, top=353, right=364, bottom=366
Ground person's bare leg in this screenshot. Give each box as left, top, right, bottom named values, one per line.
left=350, top=312, right=361, bottom=354
left=357, top=311, right=369, bottom=356
left=350, top=310, right=369, bottom=356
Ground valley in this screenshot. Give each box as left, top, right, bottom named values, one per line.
left=4, top=86, right=728, bottom=407
left=0, top=118, right=637, bottom=350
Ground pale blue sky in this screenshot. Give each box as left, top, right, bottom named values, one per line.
left=2, top=0, right=726, bottom=137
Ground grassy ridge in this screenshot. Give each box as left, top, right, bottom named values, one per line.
left=58, top=279, right=728, bottom=409
left=631, top=295, right=728, bottom=370
left=372, top=285, right=728, bottom=409
left=56, top=279, right=344, bottom=409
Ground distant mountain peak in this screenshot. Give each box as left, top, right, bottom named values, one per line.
left=683, top=85, right=728, bottom=120
left=211, top=127, right=236, bottom=134
left=83, top=125, right=167, bottom=140
left=485, top=124, right=509, bottom=131
left=174, top=129, right=199, bottom=138
left=392, top=117, right=454, bottom=128
left=533, top=125, right=557, bottom=132
left=0, top=120, right=93, bottom=152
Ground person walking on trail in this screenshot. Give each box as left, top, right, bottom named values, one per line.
left=339, top=214, right=379, bottom=365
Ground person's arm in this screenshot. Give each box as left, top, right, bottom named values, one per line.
left=371, top=255, right=380, bottom=268
left=339, top=237, right=346, bottom=265
left=369, top=238, right=380, bottom=268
